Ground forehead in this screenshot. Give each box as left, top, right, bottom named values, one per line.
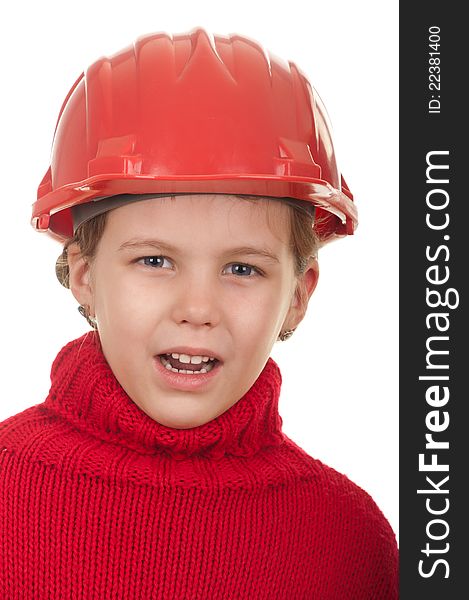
left=104, top=194, right=291, bottom=246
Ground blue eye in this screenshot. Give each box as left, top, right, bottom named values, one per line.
left=224, top=263, right=260, bottom=277
left=138, top=256, right=173, bottom=269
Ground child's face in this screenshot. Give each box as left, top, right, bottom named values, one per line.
left=70, top=194, right=318, bottom=429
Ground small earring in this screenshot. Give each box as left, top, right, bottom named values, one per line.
left=78, top=305, right=98, bottom=330
left=278, top=328, right=296, bottom=341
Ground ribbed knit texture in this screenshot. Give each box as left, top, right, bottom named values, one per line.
left=0, top=332, right=398, bottom=599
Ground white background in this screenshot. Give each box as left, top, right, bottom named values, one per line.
left=0, top=1, right=398, bottom=539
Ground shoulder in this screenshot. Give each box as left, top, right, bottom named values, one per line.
left=0, top=403, right=56, bottom=466
left=1, top=406, right=38, bottom=493
left=285, top=434, right=397, bottom=540
left=283, top=434, right=394, bottom=525
left=283, top=435, right=399, bottom=598
left=1, top=404, right=40, bottom=441
left=1, top=402, right=48, bottom=434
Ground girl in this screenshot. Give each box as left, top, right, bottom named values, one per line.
left=0, top=27, right=398, bottom=598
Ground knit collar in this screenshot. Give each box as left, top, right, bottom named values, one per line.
left=43, top=332, right=285, bottom=460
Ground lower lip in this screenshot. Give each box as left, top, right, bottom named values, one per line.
left=153, top=355, right=222, bottom=391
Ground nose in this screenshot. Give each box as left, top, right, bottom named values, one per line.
left=171, top=271, right=222, bottom=328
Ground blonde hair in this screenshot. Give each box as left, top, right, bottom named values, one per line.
left=55, top=195, right=320, bottom=289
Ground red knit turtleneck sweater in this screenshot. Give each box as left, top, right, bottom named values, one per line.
left=0, top=332, right=398, bottom=599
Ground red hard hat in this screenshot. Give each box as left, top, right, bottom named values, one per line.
left=32, top=27, right=358, bottom=243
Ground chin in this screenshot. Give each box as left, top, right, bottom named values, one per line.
left=159, top=415, right=211, bottom=430
left=144, top=402, right=213, bottom=429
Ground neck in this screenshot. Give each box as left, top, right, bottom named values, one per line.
left=44, top=331, right=286, bottom=460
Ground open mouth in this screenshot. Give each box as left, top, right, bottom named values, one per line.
left=158, top=353, right=220, bottom=375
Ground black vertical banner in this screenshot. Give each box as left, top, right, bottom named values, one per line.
left=400, top=3, right=466, bottom=598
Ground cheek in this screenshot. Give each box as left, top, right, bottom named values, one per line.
left=231, top=282, right=292, bottom=334
left=94, top=269, right=157, bottom=334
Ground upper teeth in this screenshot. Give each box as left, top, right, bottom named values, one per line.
left=166, top=352, right=215, bottom=364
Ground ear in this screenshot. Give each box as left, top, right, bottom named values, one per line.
left=282, top=258, right=319, bottom=331
left=66, top=242, right=95, bottom=312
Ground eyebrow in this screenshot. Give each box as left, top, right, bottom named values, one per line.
left=117, top=238, right=280, bottom=263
